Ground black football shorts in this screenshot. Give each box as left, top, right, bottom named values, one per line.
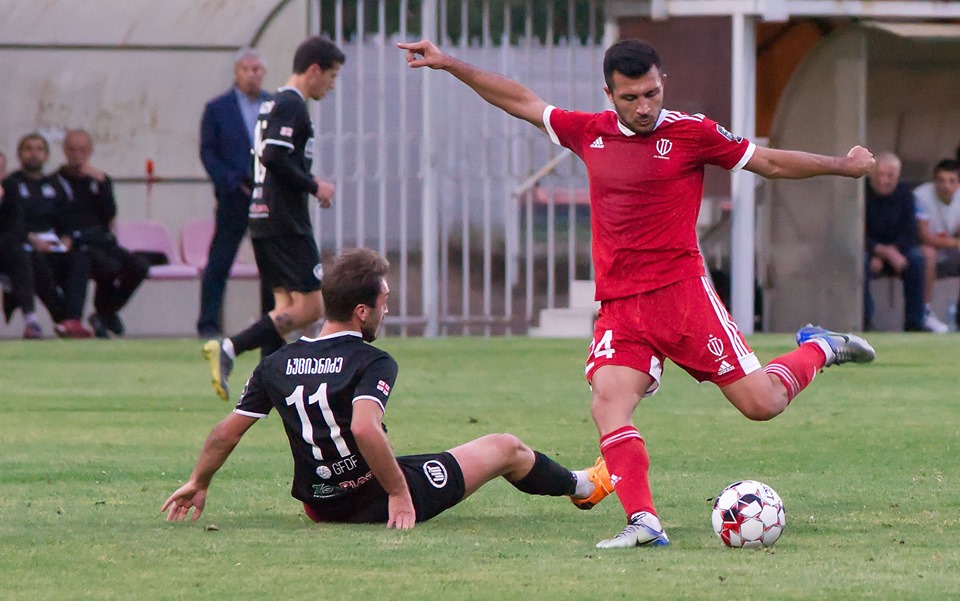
left=252, top=234, right=321, bottom=293
left=303, top=451, right=466, bottom=524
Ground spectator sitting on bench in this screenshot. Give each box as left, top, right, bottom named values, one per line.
left=56, top=129, right=149, bottom=338
left=3, top=133, right=92, bottom=338
left=863, top=152, right=933, bottom=332
left=0, top=149, right=44, bottom=338
left=915, top=159, right=960, bottom=331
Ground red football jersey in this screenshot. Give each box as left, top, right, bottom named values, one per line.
left=544, top=106, right=755, bottom=301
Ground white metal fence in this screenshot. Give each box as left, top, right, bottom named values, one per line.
left=309, top=0, right=605, bottom=335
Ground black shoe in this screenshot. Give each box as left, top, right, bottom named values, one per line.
left=88, top=314, right=110, bottom=339
left=103, top=313, right=124, bottom=336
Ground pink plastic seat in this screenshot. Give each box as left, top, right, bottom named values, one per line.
left=180, top=217, right=259, bottom=278
left=115, top=220, right=200, bottom=280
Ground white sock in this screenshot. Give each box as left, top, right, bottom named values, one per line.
left=812, top=338, right=835, bottom=365
left=572, top=470, right=595, bottom=498
left=630, top=511, right=662, bottom=530
left=222, top=338, right=236, bottom=359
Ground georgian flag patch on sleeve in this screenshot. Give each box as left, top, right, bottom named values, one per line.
left=377, top=380, right=391, bottom=396
left=280, top=126, right=293, bottom=137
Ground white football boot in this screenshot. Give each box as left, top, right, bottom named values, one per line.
left=596, top=511, right=670, bottom=549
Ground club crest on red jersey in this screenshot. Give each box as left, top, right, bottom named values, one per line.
left=655, top=138, right=672, bottom=159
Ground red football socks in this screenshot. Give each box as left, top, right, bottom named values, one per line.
left=763, top=342, right=827, bottom=403
left=599, top=425, right=656, bottom=518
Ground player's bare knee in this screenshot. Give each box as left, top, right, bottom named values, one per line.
left=590, top=389, right=622, bottom=412
left=490, top=433, right=529, bottom=464
left=739, top=394, right=786, bottom=421
left=496, top=432, right=527, bottom=453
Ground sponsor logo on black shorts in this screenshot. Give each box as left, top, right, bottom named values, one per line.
left=423, top=460, right=448, bottom=488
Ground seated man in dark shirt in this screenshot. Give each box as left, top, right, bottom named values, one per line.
left=0, top=149, right=44, bottom=338
left=56, top=129, right=149, bottom=338
left=863, top=152, right=929, bottom=332
left=164, top=249, right=612, bottom=528
left=3, top=133, right=91, bottom=338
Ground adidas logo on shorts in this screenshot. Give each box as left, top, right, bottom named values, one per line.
left=717, top=360, right=735, bottom=376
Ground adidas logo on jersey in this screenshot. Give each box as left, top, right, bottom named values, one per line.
left=717, top=360, right=735, bottom=376
left=590, top=136, right=604, bottom=149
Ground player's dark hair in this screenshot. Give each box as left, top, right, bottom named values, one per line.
left=292, top=36, right=345, bottom=74
left=17, top=132, right=49, bottom=155
left=603, top=39, right=662, bottom=90
left=934, top=158, right=959, bottom=176
left=322, top=249, right=390, bottom=322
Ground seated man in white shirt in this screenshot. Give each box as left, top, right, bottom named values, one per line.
left=914, top=159, right=960, bottom=331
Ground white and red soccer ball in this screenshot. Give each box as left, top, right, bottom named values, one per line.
left=712, top=480, right=786, bottom=548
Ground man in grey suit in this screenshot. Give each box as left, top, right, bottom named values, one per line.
left=197, top=48, right=272, bottom=338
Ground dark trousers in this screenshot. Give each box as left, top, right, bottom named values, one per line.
left=86, top=243, right=149, bottom=316
left=31, top=249, right=89, bottom=322
left=0, top=236, right=36, bottom=316
left=197, top=195, right=273, bottom=336
left=864, top=246, right=925, bottom=330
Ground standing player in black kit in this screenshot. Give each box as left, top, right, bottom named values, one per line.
left=166, top=249, right=611, bottom=527
left=204, top=36, right=341, bottom=400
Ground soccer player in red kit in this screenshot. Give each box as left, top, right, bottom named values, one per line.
left=398, top=38, right=876, bottom=548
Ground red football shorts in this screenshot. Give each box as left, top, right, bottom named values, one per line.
left=585, top=275, right=761, bottom=395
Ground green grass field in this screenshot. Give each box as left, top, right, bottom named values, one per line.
left=2, top=333, right=958, bottom=600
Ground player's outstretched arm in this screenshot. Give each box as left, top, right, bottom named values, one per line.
left=398, top=39, right=549, bottom=133
left=351, top=400, right=416, bottom=529
left=161, top=412, right=258, bottom=522
left=745, top=145, right=875, bottom=180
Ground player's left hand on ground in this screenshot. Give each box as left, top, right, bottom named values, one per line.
left=845, top=145, right=875, bottom=177
left=314, top=178, right=335, bottom=209
left=386, top=493, right=416, bottom=530
left=161, top=483, right=207, bottom=522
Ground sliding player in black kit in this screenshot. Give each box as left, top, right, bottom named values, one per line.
left=165, top=249, right=614, bottom=528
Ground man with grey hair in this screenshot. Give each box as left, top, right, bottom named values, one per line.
left=197, top=47, right=272, bottom=339
left=864, top=152, right=930, bottom=331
